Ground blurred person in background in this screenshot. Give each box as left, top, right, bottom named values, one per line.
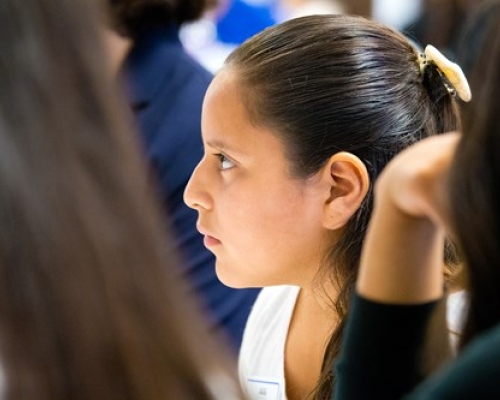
left=104, top=0, right=260, bottom=351
left=0, top=0, right=245, bottom=398
left=404, top=0, right=483, bottom=59
left=181, top=0, right=277, bottom=72
left=335, top=4, right=500, bottom=398
left=457, top=0, right=500, bottom=74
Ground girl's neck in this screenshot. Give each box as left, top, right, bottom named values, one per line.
left=284, top=284, right=338, bottom=400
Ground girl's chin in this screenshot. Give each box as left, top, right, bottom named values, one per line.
left=215, top=265, right=254, bottom=289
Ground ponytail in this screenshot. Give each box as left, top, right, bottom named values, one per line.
left=422, top=62, right=462, bottom=134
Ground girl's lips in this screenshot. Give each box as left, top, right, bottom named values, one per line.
left=203, top=235, right=221, bottom=247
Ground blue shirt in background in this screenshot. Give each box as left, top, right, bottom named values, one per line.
left=123, top=24, right=260, bottom=350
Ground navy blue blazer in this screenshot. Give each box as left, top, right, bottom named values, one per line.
left=123, top=24, right=259, bottom=349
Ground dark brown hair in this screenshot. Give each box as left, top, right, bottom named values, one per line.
left=225, top=14, right=461, bottom=399
left=106, top=0, right=217, bottom=36
left=450, top=0, right=500, bottom=350
left=0, top=0, right=241, bottom=398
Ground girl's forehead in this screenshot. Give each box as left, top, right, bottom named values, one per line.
left=202, top=69, right=294, bottom=168
left=206, top=69, right=241, bottom=101
left=203, top=71, right=254, bottom=134
left=202, top=83, right=288, bottom=160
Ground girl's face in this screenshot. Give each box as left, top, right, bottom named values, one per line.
left=184, top=71, right=332, bottom=289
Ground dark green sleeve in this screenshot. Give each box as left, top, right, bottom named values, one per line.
left=334, top=294, right=438, bottom=400
left=405, top=322, right=500, bottom=399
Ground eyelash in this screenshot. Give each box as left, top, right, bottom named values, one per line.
left=214, top=153, right=235, bottom=171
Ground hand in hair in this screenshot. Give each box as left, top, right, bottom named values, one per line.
left=375, top=132, right=460, bottom=226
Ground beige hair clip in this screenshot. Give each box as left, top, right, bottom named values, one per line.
left=419, top=44, right=472, bottom=102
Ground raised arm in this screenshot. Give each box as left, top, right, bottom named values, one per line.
left=357, top=132, right=460, bottom=304
left=334, top=133, right=460, bottom=400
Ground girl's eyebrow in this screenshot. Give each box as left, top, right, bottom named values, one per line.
left=206, top=139, right=247, bottom=157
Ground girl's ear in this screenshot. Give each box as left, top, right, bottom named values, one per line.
left=320, top=152, right=370, bottom=230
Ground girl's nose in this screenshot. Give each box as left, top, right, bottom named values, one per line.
left=184, top=161, right=212, bottom=211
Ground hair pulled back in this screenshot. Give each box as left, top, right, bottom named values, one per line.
left=225, top=14, right=461, bottom=398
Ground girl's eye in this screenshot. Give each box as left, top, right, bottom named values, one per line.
left=216, top=154, right=235, bottom=171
